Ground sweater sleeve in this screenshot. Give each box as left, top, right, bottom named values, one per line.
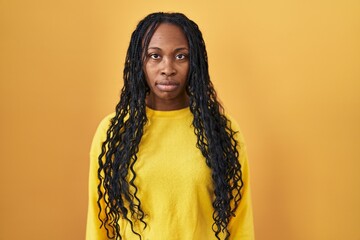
left=86, top=113, right=115, bottom=240
left=227, top=117, right=255, bottom=240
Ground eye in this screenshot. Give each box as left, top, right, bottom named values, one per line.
left=149, top=53, right=160, bottom=60
left=175, top=53, right=188, bottom=60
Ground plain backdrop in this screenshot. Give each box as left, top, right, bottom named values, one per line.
left=0, top=0, right=359, bottom=239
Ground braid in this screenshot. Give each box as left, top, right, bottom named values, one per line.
left=97, top=12, right=243, bottom=240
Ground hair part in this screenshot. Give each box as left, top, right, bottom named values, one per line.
left=97, top=12, right=243, bottom=240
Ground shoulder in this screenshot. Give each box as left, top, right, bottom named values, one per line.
left=224, top=113, right=246, bottom=147
left=225, top=113, right=240, bottom=132
left=96, top=112, right=116, bottom=133
left=223, top=113, right=251, bottom=169
left=90, top=112, right=116, bottom=152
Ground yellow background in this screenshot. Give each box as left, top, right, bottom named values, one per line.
left=0, top=0, right=359, bottom=239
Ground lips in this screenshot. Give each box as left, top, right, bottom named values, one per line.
left=155, top=81, right=179, bottom=92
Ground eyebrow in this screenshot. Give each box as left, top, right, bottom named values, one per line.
left=147, top=47, right=189, bottom=51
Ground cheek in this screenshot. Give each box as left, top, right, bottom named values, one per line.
left=184, top=62, right=190, bottom=73
left=143, top=65, right=151, bottom=81
left=144, top=63, right=157, bottom=79
left=182, top=64, right=190, bottom=80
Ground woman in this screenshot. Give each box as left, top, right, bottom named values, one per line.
left=86, top=12, right=254, bottom=240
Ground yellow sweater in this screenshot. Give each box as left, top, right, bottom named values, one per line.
left=86, top=107, right=254, bottom=240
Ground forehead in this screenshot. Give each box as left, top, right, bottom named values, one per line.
left=147, top=23, right=189, bottom=48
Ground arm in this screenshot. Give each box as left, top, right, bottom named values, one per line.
left=227, top=118, right=255, bottom=240
left=86, top=114, right=114, bottom=240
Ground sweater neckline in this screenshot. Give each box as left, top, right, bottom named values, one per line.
left=146, top=106, right=191, bottom=118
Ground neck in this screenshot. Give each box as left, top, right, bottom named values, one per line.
left=146, top=95, right=189, bottom=111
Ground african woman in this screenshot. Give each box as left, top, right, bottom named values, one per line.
left=86, top=12, right=254, bottom=240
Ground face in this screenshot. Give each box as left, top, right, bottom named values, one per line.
left=143, top=23, right=190, bottom=111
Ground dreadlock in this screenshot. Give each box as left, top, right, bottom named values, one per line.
left=97, top=12, right=243, bottom=240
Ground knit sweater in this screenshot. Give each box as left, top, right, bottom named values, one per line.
left=86, top=107, right=254, bottom=240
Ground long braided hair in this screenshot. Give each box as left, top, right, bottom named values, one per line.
left=97, top=12, right=243, bottom=240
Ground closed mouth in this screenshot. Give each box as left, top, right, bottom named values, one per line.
left=155, top=81, right=180, bottom=91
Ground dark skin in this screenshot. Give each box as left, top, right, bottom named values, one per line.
left=143, top=23, right=190, bottom=111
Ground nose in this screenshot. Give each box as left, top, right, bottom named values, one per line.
left=161, top=58, right=176, bottom=77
